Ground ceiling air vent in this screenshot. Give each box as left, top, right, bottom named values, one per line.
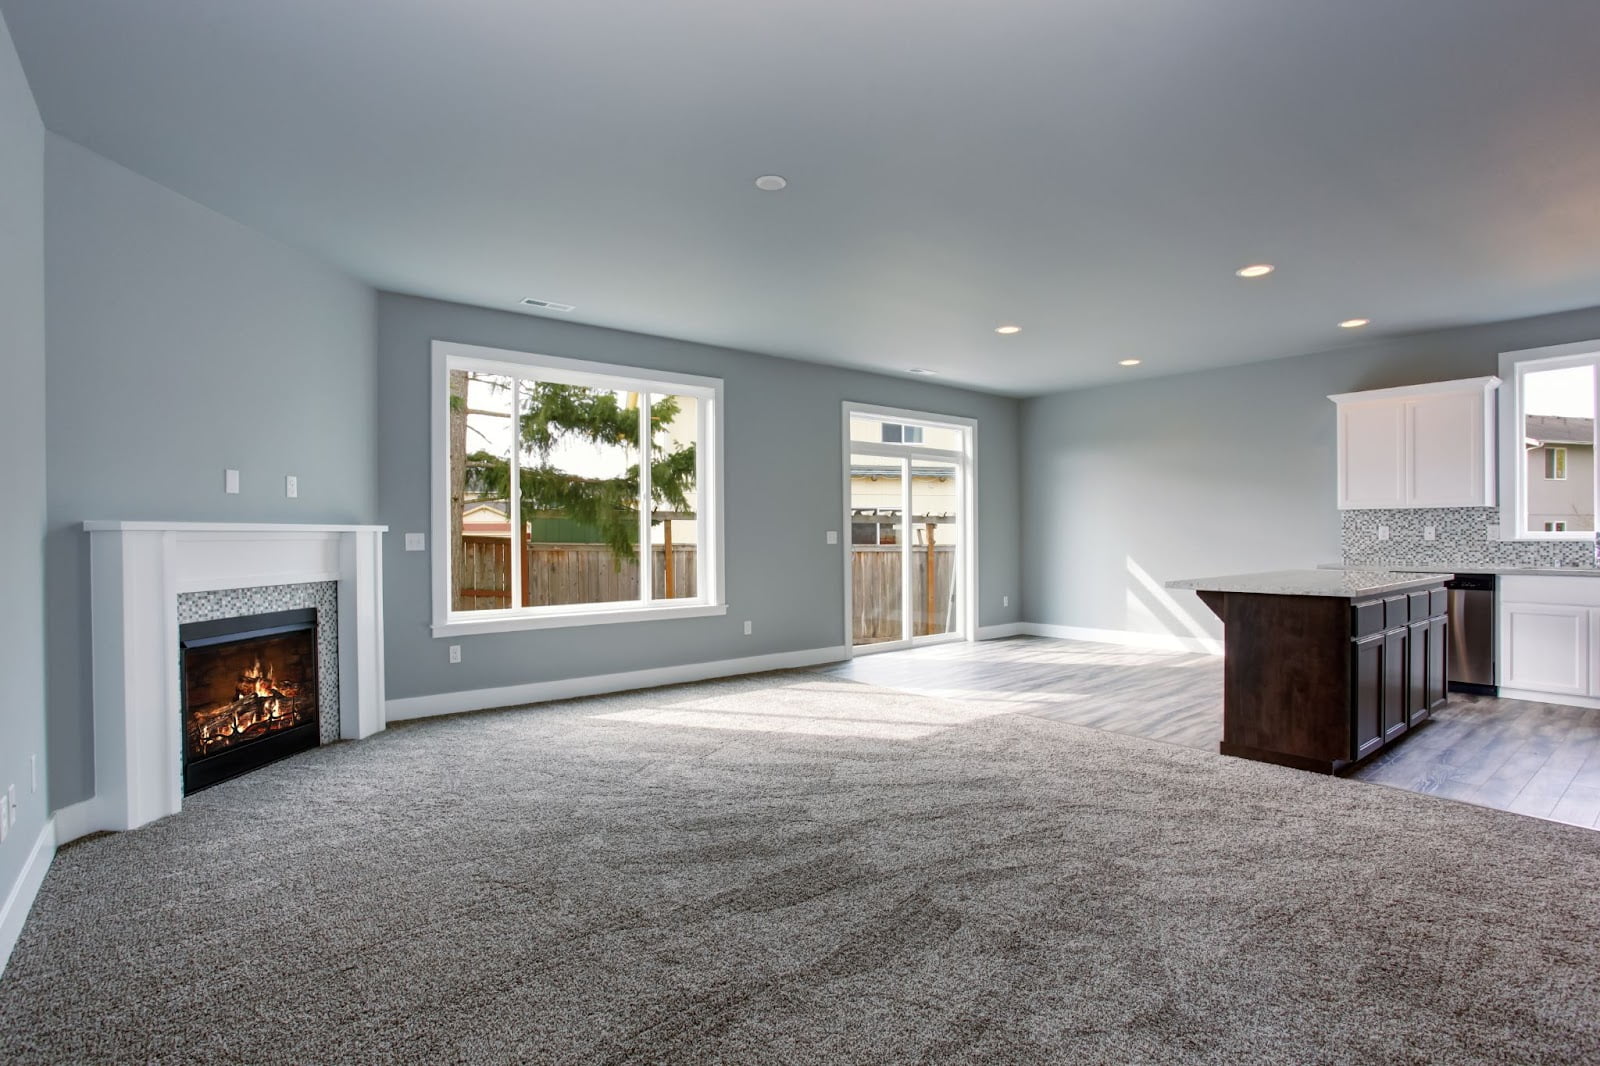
left=521, top=297, right=576, bottom=312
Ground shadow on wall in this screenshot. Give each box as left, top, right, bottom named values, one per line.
left=1124, top=557, right=1223, bottom=654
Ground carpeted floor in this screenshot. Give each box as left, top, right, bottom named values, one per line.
left=4, top=672, right=1600, bottom=1064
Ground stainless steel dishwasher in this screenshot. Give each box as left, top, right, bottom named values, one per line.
left=1446, top=573, right=1496, bottom=695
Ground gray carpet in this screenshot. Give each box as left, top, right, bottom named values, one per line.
left=3, top=672, right=1599, bottom=1064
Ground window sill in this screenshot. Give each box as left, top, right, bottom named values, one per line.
left=432, top=601, right=728, bottom=637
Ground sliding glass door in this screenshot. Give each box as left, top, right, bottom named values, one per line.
left=845, top=408, right=973, bottom=652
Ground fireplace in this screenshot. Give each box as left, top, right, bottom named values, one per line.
left=180, top=608, right=320, bottom=793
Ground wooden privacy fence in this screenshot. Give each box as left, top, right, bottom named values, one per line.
left=852, top=545, right=957, bottom=643
left=459, top=538, right=698, bottom=608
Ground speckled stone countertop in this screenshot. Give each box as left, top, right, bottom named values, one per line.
left=1167, top=569, right=1446, bottom=599
left=1318, top=562, right=1600, bottom=579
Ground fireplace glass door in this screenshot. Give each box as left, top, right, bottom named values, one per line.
left=180, top=608, right=320, bottom=793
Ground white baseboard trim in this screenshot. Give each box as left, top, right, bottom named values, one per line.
left=1020, top=622, right=1224, bottom=656
left=52, top=799, right=103, bottom=847
left=977, top=622, right=1026, bottom=639
left=386, top=644, right=852, bottom=722
left=0, top=818, right=56, bottom=979
left=1496, top=688, right=1600, bottom=711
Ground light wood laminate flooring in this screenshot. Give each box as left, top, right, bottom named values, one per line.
left=818, top=636, right=1600, bottom=830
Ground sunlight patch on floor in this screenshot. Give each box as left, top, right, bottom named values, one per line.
left=589, top=680, right=1014, bottom=739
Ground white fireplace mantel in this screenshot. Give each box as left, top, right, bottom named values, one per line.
left=83, top=521, right=388, bottom=834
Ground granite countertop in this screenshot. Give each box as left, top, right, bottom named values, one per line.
left=1318, top=563, right=1600, bottom=579
left=1167, top=569, right=1446, bottom=599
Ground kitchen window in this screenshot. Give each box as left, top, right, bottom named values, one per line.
left=430, top=341, right=725, bottom=635
left=1499, top=341, right=1599, bottom=540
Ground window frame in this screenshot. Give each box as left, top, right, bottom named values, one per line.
left=1545, top=446, right=1568, bottom=481
left=1498, top=340, right=1600, bottom=542
left=430, top=340, right=726, bottom=636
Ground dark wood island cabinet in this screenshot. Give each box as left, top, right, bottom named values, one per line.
left=1168, top=570, right=1450, bottom=774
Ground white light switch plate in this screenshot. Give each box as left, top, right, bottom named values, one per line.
left=1423, top=525, right=1436, bottom=541
left=285, top=475, right=298, bottom=498
left=225, top=468, right=240, bottom=494
left=1377, top=525, right=1390, bottom=541
left=825, top=530, right=838, bottom=545
left=405, top=533, right=426, bottom=552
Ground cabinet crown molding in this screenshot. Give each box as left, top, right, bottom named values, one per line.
left=1328, top=375, right=1500, bottom=406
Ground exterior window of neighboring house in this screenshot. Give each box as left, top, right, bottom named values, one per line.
left=1546, top=447, right=1568, bottom=480
left=430, top=341, right=725, bottom=635
left=881, top=423, right=923, bottom=444
left=1500, top=341, right=1599, bottom=539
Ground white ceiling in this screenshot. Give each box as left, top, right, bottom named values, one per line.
left=7, top=0, right=1600, bottom=396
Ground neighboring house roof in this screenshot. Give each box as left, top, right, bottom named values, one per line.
left=1526, top=415, right=1594, bottom=446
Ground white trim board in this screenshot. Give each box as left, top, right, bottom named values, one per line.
left=51, top=799, right=102, bottom=847
left=0, top=819, right=56, bottom=979
left=1019, top=622, right=1224, bottom=656
left=386, top=645, right=850, bottom=722
left=977, top=623, right=1026, bottom=639
left=1497, top=688, right=1600, bottom=711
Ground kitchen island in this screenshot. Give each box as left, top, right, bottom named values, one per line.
left=1168, top=569, right=1451, bottom=773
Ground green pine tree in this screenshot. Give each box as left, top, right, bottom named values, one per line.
left=455, top=382, right=695, bottom=568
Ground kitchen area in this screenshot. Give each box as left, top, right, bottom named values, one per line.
left=1169, top=361, right=1600, bottom=827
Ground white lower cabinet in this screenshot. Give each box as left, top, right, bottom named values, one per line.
left=1499, top=602, right=1589, bottom=696
left=1498, top=576, right=1600, bottom=702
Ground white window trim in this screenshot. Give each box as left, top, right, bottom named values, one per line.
left=430, top=340, right=726, bottom=636
left=841, top=401, right=978, bottom=656
left=1498, top=340, right=1600, bottom=542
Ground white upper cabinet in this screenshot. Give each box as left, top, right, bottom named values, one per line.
left=1329, top=376, right=1499, bottom=510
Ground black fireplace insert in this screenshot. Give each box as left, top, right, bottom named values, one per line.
left=179, top=608, right=320, bottom=793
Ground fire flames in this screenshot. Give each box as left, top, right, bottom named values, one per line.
left=190, top=655, right=312, bottom=756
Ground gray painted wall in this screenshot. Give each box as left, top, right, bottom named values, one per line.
left=44, top=136, right=377, bottom=808
left=377, top=293, right=1022, bottom=701
left=1021, top=304, right=1600, bottom=644
left=0, top=9, right=47, bottom=907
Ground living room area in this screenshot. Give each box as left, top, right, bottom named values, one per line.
left=4, top=3, right=1600, bottom=1062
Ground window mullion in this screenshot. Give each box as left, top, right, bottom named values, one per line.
left=639, top=393, right=652, bottom=603
left=509, top=377, right=522, bottom=612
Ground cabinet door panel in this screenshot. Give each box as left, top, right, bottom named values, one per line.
left=1427, top=616, right=1448, bottom=709
left=1383, top=629, right=1408, bottom=740
left=1352, top=635, right=1384, bottom=760
left=1409, top=391, right=1486, bottom=507
left=1407, top=620, right=1430, bottom=725
left=1500, top=602, right=1588, bottom=696
left=1338, top=402, right=1406, bottom=509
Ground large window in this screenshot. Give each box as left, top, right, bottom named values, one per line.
left=432, top=341, right=724, bottom=635
left=1500, top=342, right=1599, bottom=540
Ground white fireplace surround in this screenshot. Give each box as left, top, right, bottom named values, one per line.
left=81, top=522, right=388, bottom=835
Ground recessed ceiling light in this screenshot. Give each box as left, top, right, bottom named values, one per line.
left=994, top=325, right=1021, bottom=335
left=1339, top=318, right=1371, bottom=329
left=1119, top=359, right=1142, bottom=366
left=754, top=175, right=787, bottom=191
left=908, top=368, right=938, bottom=375
left=1235, top=264, right=1275, bottom=278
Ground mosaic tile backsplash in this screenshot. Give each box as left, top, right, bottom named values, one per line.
left=1341, top=507, right=1598, bottom=571
left=177, top=581, right=340, bottom=744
